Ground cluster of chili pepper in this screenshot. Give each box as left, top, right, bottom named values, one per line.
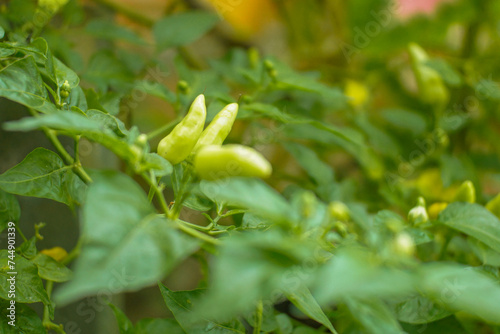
left=157, top=94, right=272, bottom=180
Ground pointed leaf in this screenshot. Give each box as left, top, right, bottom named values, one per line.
left=0, top=148, right=86, bottom=206
left=0, top=56, right=57, bottom=113
left=159, top=285, right=245, bottom=334
left=54, top=171, right=198, bottom=305
left=439, top=202, right=500, bottom=253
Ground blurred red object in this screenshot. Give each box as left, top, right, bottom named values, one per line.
left=397, top=0, right=453, bottom=18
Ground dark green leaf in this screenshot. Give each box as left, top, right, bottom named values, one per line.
left=401, top=316, right=468, bottom=334
left=381, top=109, right=427, bottom=136
left=154, top=11, right=218, bottom=50
left=0, top=148, right=86, bottom=206
left=159, top=285, right=245, bottom=334
left=285, top=286, right=337, bottom=334
left=468, top=238, right=500, bottom=267
left=0, top=190, right=20, bottom=233
left=199, top=178, right=296, bottom=224
left=0, top=56, right=57, bottom=113
left=86, top=19, right=145, bottom=45
left=109, top=303, right=134, bottom=334
left=0, top=299, right=46, bottom=334
left=439, top=202, right=500, bottom=253
left=32, top=254, right=72, bottom=282
left=345, top=298, right=403, bottom=334
left=135, top=318, right=185, bottom=334
left=17, top=237, right=37, bottom=260
left=390, top=294, right=451, bottom=324
left=284, top=142, right=334, bottom=185
left=54, top=171, right=198, bottom=305
left=0, top=250, right=50, bottom=304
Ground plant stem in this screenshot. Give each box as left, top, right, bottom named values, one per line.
left=142, top=173, right=171, bottom=215
left=178, top=219, right=213, bottom=231
left=62, top=238, right=83, bottom=266
left=42, top=281, right=67, bottom=334
left=175, top=220, right=220, bottom=246
left=92, top=0, right=154, bottom=27
left=27, top=109, right=93, bottom=185
left=146, top=116, right=182, bottom=140
left=253, top=300, right=263, bottom=334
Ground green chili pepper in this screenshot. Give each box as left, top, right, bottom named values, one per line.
left=453, top=180, right=476, bottom=203
left=193, top=102, right=238, bottom=152
left=408, top=43, right=449, bottom=107
left=158, top=94, right=206, bottom=165
left=193, top=144, right=272, bottom=180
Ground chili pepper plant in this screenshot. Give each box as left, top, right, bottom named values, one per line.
left=1, top=0, right=500, bottom=333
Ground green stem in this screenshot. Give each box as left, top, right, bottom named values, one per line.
left=28, top=109, right=92, bottom=185
left=15, top=225, right=27, bottom=242
left=438, top=232, right=454, bottom=261
left=175, top=220, right=220, bottom=246
left=91, top=0, right=154, bottom=27
left=178, top=219, right=213, bottom=231
left=142, top=173, right=171, bottom=215
left=146, top=116, right=182, bottom=140
left=253, top=300, right=263, bottom=334
left=42, top=281, right=67, bottom=334
left=62, top=238, right=83, bottom=266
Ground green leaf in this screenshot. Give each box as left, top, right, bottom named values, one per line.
left=0, top=56, right=57, bottom=113
left=193, top=229, right=318, bottom=319
left=86, top=109, right=128, bottom=137
left=390, top=294, right=451, bottom=324
left=159, top=285, right=245, bottom=334
left=439, top=202, right=500, bottom=253
left=109, top=303, right=134, bottom=334
left=381, top=109, right=427, bottom=136
left=284, top=142, right=334, bottom=185
left=0, top=190, right=20, bottom=233
left=54, top=171, right=198, bottom=305
left=86, top=19, right=146, bottom=45
left=0, top=299, right=46, bottom=334
left=4, top=112, right=146, bottom=168
left=313, top=248, right=415, bottom=305
left=153, top=11, right=218, bottom=50
left=83, top=50, right=134, bottom=92
left=401, top=316, right=468, bottom=334
left=425, top=59, right=463, bottom=87
left=32, top=254, right=72, bottom=282
left=345, top=298, right=403, bottom=334
left=468, top=238, right=500, bottom=267
left=0, top=148, right=86, bottom=206
left=199, top=178, right=296, bottom=224
left=0, top=47, right=15, bottom=57
left=285, top=286, right=337, bottom=334
left=17, top=237, right=38, bottom=260
left=142, top=153, right=173, bottom=177
left=0, top=250, right=50, bottom=305
left=4, top=111, right=103, bottom=133
left=419, top=263, right=500, bottom=324
left=135, top=318, right=185, bottom=334
left=132, top=80, right=176, bottom=103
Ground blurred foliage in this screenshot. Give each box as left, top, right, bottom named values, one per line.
left=1, top=0, right=500, bottom=333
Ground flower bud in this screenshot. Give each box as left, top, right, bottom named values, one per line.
left=486, top=193, right=500, bottom=219
left=328, top=201, right=350, bottom=222
left=453, top=180, right=476, bottom=203
left=40, top=246, right=68, bottom=262
left=408, top=197, right=428, bottom=226
left=392, top=232, right=415, bottom=257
